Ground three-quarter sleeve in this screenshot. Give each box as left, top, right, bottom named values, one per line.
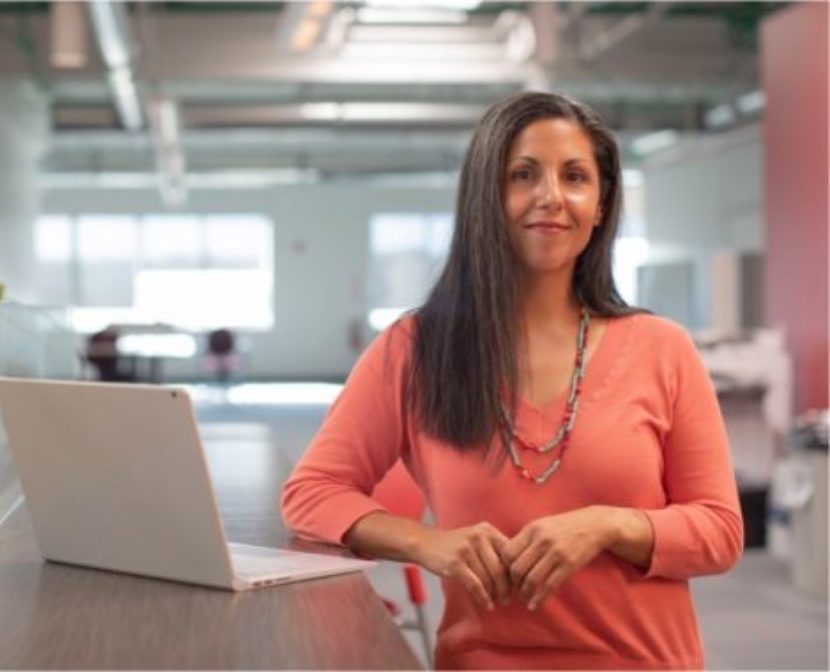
left=641, top=328, right=744, bottom=579
left=280, top=321, right=411, bottom=545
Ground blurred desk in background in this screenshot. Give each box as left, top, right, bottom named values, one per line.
left=117, top=333, right=197, bottom=383
left=86, top=332, right=197, bottom=383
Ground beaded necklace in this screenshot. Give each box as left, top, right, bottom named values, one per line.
left=500, top=307, right=591, bottom=485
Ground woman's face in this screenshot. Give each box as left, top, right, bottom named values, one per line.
left=502, top=117, right=603, bottom=280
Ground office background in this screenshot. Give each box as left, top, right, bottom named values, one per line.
left=0, top=1, right=827, bottom=669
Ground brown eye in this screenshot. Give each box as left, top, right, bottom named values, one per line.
left=510, top=169, right=533, bottom=182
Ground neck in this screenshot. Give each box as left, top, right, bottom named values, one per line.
left=519, top=272, right=582, bottom=336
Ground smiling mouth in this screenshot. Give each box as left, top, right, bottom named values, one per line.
left=525, top=222, right=571, bottom=233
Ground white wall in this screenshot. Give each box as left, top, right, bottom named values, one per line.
left=642, top=123, right=763, bottom=255
left=637, top=124, right=764, bottom=330
left=42, top=183, right=455, bottom=379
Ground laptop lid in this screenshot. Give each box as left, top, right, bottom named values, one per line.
left=0, top=377, right=236, bottom=589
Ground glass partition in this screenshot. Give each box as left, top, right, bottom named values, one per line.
left=0, top=302, right=79, bottom=519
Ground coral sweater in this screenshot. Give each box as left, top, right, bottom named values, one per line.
left=281, top=313, right=744, bottom=670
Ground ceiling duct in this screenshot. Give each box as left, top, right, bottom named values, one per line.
left=86, top=0, right=143, bottom=131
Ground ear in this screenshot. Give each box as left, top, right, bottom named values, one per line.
left=594, top=208, right=604, bottom=226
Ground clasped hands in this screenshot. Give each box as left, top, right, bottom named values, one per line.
left=411, top=505, right=618, bottom=612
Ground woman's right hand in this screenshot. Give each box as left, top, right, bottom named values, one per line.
left=410, top=523, right=512, bottom=611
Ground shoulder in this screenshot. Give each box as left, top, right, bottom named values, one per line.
left=374, top=313, right=416, bottom=354
left=355, top=313, right=416, bottom=379
left=606, top=312, right=702, bottom=384
left=615, top=311, right=696, bottom=351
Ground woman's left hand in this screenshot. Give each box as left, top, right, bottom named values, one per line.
left=500, top=505, right=617, bottom=610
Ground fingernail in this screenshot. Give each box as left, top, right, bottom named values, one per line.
left=486, top=602, right=495, bottom=611
left=527, top=601, right=537, bottom=611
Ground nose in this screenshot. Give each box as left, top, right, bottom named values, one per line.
left=537, top=172, right=563, bottom=208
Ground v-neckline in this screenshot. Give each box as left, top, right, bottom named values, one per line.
left=513, top=314, right=615, bottom=417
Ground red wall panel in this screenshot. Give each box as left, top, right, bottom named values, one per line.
left=761, top=1, right=829, bottom=413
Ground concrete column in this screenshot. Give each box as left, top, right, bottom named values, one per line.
left=0, top=79, right=49, bottom=303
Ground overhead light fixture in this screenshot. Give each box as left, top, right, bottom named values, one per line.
left=736, top=90, right=765, bottom=115
left=147, top=97, right=186, bottom=205
left=356, top=8, right=468, bottom=24
left=300, top=102, right=342, bottom=121
left=325, top=7, right=355, bottom=48
left=500, top=11, right=536, bottom=63
left=299, top=102, right=484, bottom=123
left=704, top=103, right=736, bottom=129
left=364, top=0, right=481, bottom=9
left=39, top=169, right=321, bottom=190
left=341, top=41, right=503, bottom=61
left=630, top=130, right=680, bottom=156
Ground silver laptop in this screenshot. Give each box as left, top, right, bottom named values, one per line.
left=0, top=377, right=374, bottom=591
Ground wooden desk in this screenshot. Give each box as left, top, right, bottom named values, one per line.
left=0, top=423, right=421, bottom=669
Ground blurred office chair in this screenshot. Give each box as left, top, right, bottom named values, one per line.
left=204, top=328, right=241, bottom=384
left=372, top=460, right=433, bottom=667
left=85, top=326, right=136, bottom=382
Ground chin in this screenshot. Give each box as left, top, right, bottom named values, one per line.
left=521, top=260, right=575, bottom=277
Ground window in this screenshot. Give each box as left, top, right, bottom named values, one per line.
left=367, top=213, right=453, bottom=331
left=34, top=214, right=274, bottom=332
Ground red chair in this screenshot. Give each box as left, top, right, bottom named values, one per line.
left=372, top=460, right=433, bottom=667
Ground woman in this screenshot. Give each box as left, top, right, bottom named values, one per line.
left=282, top=92, right=743, bottom=670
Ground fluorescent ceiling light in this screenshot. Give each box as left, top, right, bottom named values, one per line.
left=299, top=101, right=483, bottom=123
left=39, top=169, right=320, bottom=190
left=300, top=102, right=342, bottom=121
left=187, top=169, right=319, bottom=188
left=737, top=90, right=765, bottom=115
left=630, top=130, right=680, bottom=156
left=704, top=103, right=736, bottom=129
left=364, top=0, right=481, bottom=8
left=356, top=8, right=467, bottom=24
left=341, top=42, right=503, bottom=61
left=503, top=11, right=536, bottom=62
left=148, top=97, right=181, bottom=147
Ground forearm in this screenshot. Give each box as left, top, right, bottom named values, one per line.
left=343, top=510, right=433, bottom=563
left=603, top=506, right=655, bottom=570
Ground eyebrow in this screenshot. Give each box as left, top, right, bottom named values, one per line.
left=507, top=156, right=593, bottom=168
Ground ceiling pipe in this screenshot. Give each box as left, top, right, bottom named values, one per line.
left=147, top=96, right=186, bottom=205
left=86, top=0, right=143, bottom=131
left=579, top=4, right=670, bottom=62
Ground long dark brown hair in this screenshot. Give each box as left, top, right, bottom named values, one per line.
left=406, top=91, right=642, bottom=451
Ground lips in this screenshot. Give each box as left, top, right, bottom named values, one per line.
left=525, top=221, right=571, bottom=234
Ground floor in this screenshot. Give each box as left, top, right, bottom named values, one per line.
left=192, top=382, right=829, bottom=670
